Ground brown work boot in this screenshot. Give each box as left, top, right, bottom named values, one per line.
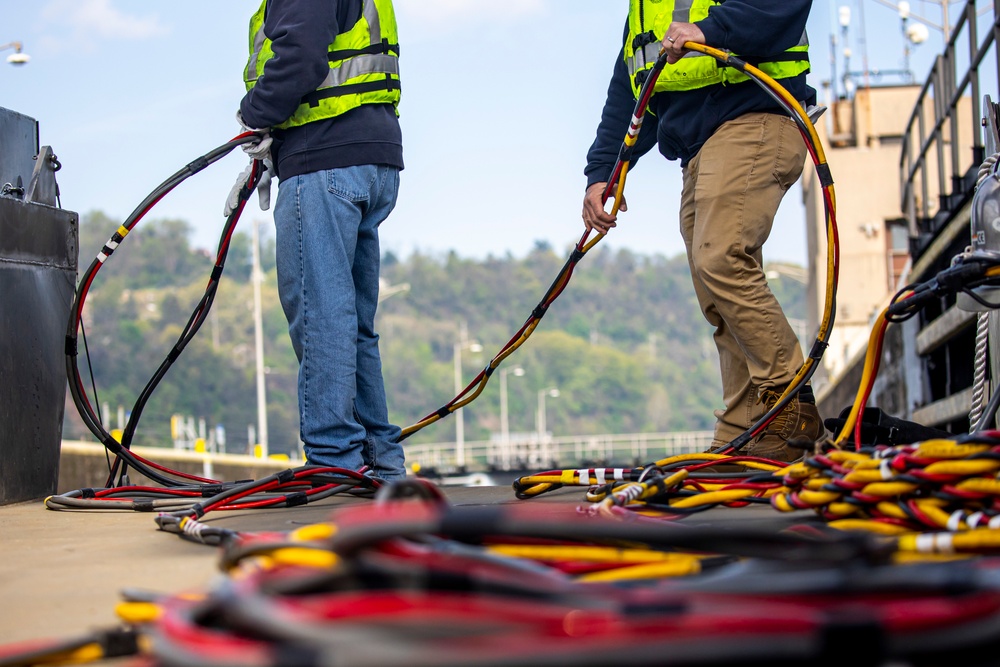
left=745, top=386, right=825, bottom=463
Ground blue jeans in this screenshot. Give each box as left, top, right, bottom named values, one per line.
left=273, top=164, right=405, bottom=480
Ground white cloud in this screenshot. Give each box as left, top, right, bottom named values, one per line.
left=40, top=0, right=168, bottom=50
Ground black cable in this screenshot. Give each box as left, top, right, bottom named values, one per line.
left=958, top=285, right=1000, bottom=310
left=66, top=135, right=263, bottom=487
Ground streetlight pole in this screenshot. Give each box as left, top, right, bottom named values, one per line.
left=252, top=218, right=268, bottom=458
left=499, top=366, right=524, bottom=470
left=453, top=323, right=481, bottom=471
left=839, top=5, right=852, bottom=97
left=536, top=387, right=559, bottom=467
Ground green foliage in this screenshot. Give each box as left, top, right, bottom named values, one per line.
left=65, top=211, right=807, bottom=455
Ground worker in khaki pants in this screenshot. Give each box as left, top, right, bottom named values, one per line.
left=582, top=0, right=824, bottom=461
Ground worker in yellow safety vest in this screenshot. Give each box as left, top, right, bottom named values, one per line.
left=228, top=0, right=406, bottom=481
left=582, top=0, right=824, bottom=462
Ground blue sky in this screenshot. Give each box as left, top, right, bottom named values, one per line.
left=3, top=1, right=950, bottom=266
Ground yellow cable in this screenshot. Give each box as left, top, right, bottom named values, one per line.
left=29, top=644, right=106, bottom=666
left=794, top=489, right=842, bottom=506
left=402, top=43, right=839, bottom=454
left=115, top=601, right=162, bottom=624
left=893, top=551, right=970, bottom=563
left=770, top=493, right=796, bottom=512
left=912, top=499, right=959, bottom=530
left=267, top=547, right=339, bottom=569
left=578, top=559, right=702, bottom=581
left=955, top=477, right=1000, bottom=495
left=652, top=452, right=731, bottom=466
left=860, top=481, right=919, bottom=497
left=916, top=439, right=992, bottom=458
left=289, top=523, right=337, bottom=542
left=825, top=501, right=863, bottom=517
left=518, top=482, right=560, bottom=497
left=687, top=43, right=838, bottom=363
left=875, top=502, right=910, bottom=520
left=651, top=452, right=788, bottom=473
left=924, top=459, right=1000, bottom=476
left=898, top=527, right=1000, bottom=554
left=827, top=450, right=873, bottom=465
left=487, top=544, right=690, bottom=564
left=667, top=488, right=759, bottom=509
left=834, top=306, right=890, bottom=447
left=685, top=44, right=822, bottom=160
left=842, top=468, right=893, bottom=484
left=827, top=519, right=913, bottom=535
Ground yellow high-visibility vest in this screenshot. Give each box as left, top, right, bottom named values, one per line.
left=245, top=0, right=401, bottom=129
left=625, top=0, right=809, bottom=97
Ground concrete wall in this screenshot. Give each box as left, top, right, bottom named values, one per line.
left=55, top=440, right=301, bottom=496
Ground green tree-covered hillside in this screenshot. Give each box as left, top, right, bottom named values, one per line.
left=64, top=213, right=806, bottom=455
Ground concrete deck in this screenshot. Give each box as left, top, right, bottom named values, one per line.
left=0, top=481, right=801, bottom=651
left=0, top=485, right=596, bottom=645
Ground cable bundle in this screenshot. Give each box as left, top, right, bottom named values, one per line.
left=12, top=492, right=1000, bottom=666
left=66, top=136, right=266, bottom=490
left=44, top=465, right=381, bottom=534
left=512, top=432, right=1000, bottom=565
left=771, top=434, right=1000, bottom=551
left=513, top=451, right=797, bottom=515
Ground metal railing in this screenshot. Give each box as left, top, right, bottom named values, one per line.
left=404, top=430, right=715, bottom=473
left=900, top=0, right=1000, bottom=255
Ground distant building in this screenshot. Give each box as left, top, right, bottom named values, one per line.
left=801, top=83, right=972, bottom=402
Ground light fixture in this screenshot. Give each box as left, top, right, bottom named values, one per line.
left=2, top=41, right=30, bottom=66
left=907, top=22, right=929, bottom=45
left=839, top=6, right=851, bottom=28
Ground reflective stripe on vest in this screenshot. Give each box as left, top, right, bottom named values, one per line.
left=245, top=0, right=401, bottom=129
left=625, top=0, right=809, bottom=97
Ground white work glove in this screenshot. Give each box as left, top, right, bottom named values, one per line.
left=224, top=159, right=273, bottom=217
left=256, top=159, right=272, bottom=210
left=236, top=110, right=273, bottom=161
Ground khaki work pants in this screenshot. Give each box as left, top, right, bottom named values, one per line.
left=679, top=112, right=808, bottom=446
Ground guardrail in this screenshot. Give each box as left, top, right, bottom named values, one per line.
left=888, top=0, right=1000, bottom=431
left=900, top=0, right=998, bottom=255
left=59, top=440, right=301, bottom=492
left=404, top=431, right=715, bottom=474
left=61, top=433, right=716, bottom=486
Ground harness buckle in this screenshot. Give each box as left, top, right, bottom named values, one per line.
left=631, top=30, right=659, bottom=51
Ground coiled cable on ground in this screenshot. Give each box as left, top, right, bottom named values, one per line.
left=44, top=465, right=380, bottom=525
left=16, top=497, right=1000, bottom=666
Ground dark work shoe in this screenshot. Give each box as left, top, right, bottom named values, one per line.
left=746, top=386, right=825, bottom=462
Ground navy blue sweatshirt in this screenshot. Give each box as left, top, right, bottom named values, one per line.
left=239, top=0, right=403, bottom=180
left=585, top=0, right=814, bottom=185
